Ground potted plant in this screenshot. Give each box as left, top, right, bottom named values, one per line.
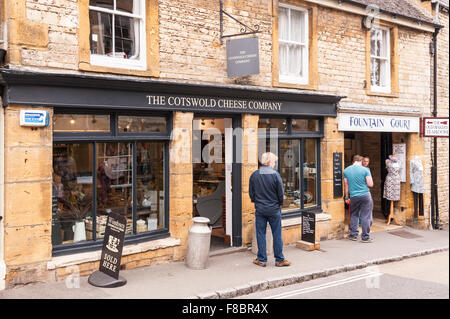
left=59, top=184, right=93, bottom=243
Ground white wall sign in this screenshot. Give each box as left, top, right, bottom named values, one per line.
left=338, top=113, right=420, bottom=133
left=422, top=117, right=449, bottom=137
left=392, top=143, right=406, bottom=182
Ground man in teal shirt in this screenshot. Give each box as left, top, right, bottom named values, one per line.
left=343, top=155, right=374, bottom=243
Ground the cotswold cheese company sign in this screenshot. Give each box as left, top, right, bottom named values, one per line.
left=338, top=113, right=420, bottom=133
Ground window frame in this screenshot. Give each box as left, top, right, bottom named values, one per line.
left=52, top=110, right=172, bottom=256
left=258, top=116, right=323, bottom=219
left=89, top=0, right=147, bottom=70
left=369, top=26, right=391, bottom=94
left=278, top=3, right=309, bottom=86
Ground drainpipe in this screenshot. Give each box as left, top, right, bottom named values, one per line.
left=430, top=26, right=441, bottom=230
left=0, top=101, right=5, bottom=290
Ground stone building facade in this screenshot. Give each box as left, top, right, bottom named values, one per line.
left=0, top=0, right=448, bottom=289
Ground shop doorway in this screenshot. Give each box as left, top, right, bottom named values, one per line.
left=344, top=132, right=399, bottom=231
left=192, top=117, right=234, bottom=251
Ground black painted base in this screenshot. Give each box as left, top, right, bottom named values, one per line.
left=88, top=270, right=127, bottom=288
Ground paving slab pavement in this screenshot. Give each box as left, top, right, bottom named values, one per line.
left=0, top=226, right=448, bottom=299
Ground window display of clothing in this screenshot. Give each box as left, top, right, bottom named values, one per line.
left=409, top=157, right=424, bottom=194
left=383, top=156, right=401, bottom=201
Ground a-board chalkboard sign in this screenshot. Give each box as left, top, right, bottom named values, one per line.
left=302, top=211, right=316, bottom=244
left=333, top=152, right=343, bottom=198
left=99, top=212, right=127, bottom=279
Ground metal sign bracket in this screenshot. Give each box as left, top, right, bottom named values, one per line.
left=220, top=0, right=262, bottom=44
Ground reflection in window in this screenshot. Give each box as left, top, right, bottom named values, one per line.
left=118, top=116, right=167, bottom=133
left=303, top=139, right=317, bottom=207
left=96, top=142, right=133, bottom=237
left=136, top=142, right=165, bottom=232
left=53, top=143, right=94, bottom=245
left=279, top=140, right=300, bottom=212
left=53, top=114, right=110, bottom=132
left=258, top=118, right=287, bottom=131
left=292, top=119, right=319, bottom=132
left=370, top=27, right=390, bottom=91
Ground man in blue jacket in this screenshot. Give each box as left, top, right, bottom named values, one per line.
left=249, top=152, right=291, bottom=267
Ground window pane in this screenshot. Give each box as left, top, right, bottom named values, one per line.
left=288, top=44, right=303, bottom=77
left=90, top=10, right=113, bottom=55
left=379, top=59, right=389, bottom=87
left=371, top=28, right=388, bottom=58
left=290, top=9, right=305, bottom=43
left=279, top=42, right=289, bottom=76
left=258, top=118, right=287, bottom=132
left=114, top=15, right=139, bottom=59
left=370, top=57, right=381, bottom=87
left=303, top=139, right=317, bottom=207
left=90, top=0, right=113, bottom=10
left=118, top=116, right=167, bottom=133
left=116, top=0, right=135, bottom=13
left=97, top=143, right=133, bottom=236
left=54, top=114, right=110, bottom=132
left=53, top=143, right=94, bottom=245
left=136, top=142, right=165, bottom=233
left=279, top=7, right=289, bottom=41
left=279, top=140, right=301, bottom=212
left=292, top=119, right=319, bottom=132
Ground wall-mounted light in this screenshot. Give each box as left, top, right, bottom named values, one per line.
left=362, top=15, right=374, bottom=30
left=70, top=115, right=75, bottom=124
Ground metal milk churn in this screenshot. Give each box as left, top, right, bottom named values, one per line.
left=185, top=217, right=212, bottom=270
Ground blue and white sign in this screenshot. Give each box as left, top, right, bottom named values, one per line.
left=338, top=113, right=420, bottom=133
left=19, top=110, right=49, bottom=127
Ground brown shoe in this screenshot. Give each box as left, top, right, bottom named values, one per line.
left=275, top=260, right=291, bottom=267
left=253, top=258, right=266, bottom=267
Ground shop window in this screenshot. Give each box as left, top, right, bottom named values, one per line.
left=278, top=4, right=309, bottom=85
left=370, top=27, right=390, bottom=93
left=54, top=114, right=110, bottom=132
left=52, top=112, right=169, bottom=255
left=258, top=118, right=287, bottom=131
left=280, top=140, right=301, bottom=212
left=303, top=139, right=317, bottom=207
left=258, top=117, right=322, bottom=216
left=118, top=115, right=167, bottom=133
left=291, top=119, right=319, bottom=132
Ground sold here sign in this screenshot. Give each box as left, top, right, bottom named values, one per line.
left=421, top=117, right=449, bottom=138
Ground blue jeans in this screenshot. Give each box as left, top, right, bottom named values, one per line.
left=349, top=193, right=373, bottom=240
left=255, top=210, right=285, bottom=263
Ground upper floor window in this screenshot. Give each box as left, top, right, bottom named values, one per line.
left=370, top=27, right=391, bottom=93
left=278, top=4, right=309, bottom=85
left=89, top=0, right=146, bottom=70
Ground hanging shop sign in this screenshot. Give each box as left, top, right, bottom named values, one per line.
left=421, top=117, right=449, bottom=138
left=226, top=37, right=260, bottom=78
left=338, top=113, right=420, bottom=133
left=392, top=143, right=407, bottom=183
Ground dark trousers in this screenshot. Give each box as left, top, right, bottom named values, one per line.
left=413, top=192, right=424, bottom=218
left=255, top=210, right=285, bottom=263
left=349, top=193, right=373, bottom=240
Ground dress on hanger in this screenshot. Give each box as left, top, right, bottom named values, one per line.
left=383, top=158, right=401, bottom=201
left=409, top=158, right=424, bottom=194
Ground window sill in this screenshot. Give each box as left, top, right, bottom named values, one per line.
left=79, top=62, right=159, bottom=78
left=47, top=236, right=180, bottom=270
left=366, top=89, right=399, bottom=98
left=273, top=81, right=318, bottom=91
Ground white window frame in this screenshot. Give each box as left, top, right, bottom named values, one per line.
left=89, top=0, right=147, bottom=71
left=278, top=4, right=309, bottom=85
left=370, top=26, right=391, bottom=94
